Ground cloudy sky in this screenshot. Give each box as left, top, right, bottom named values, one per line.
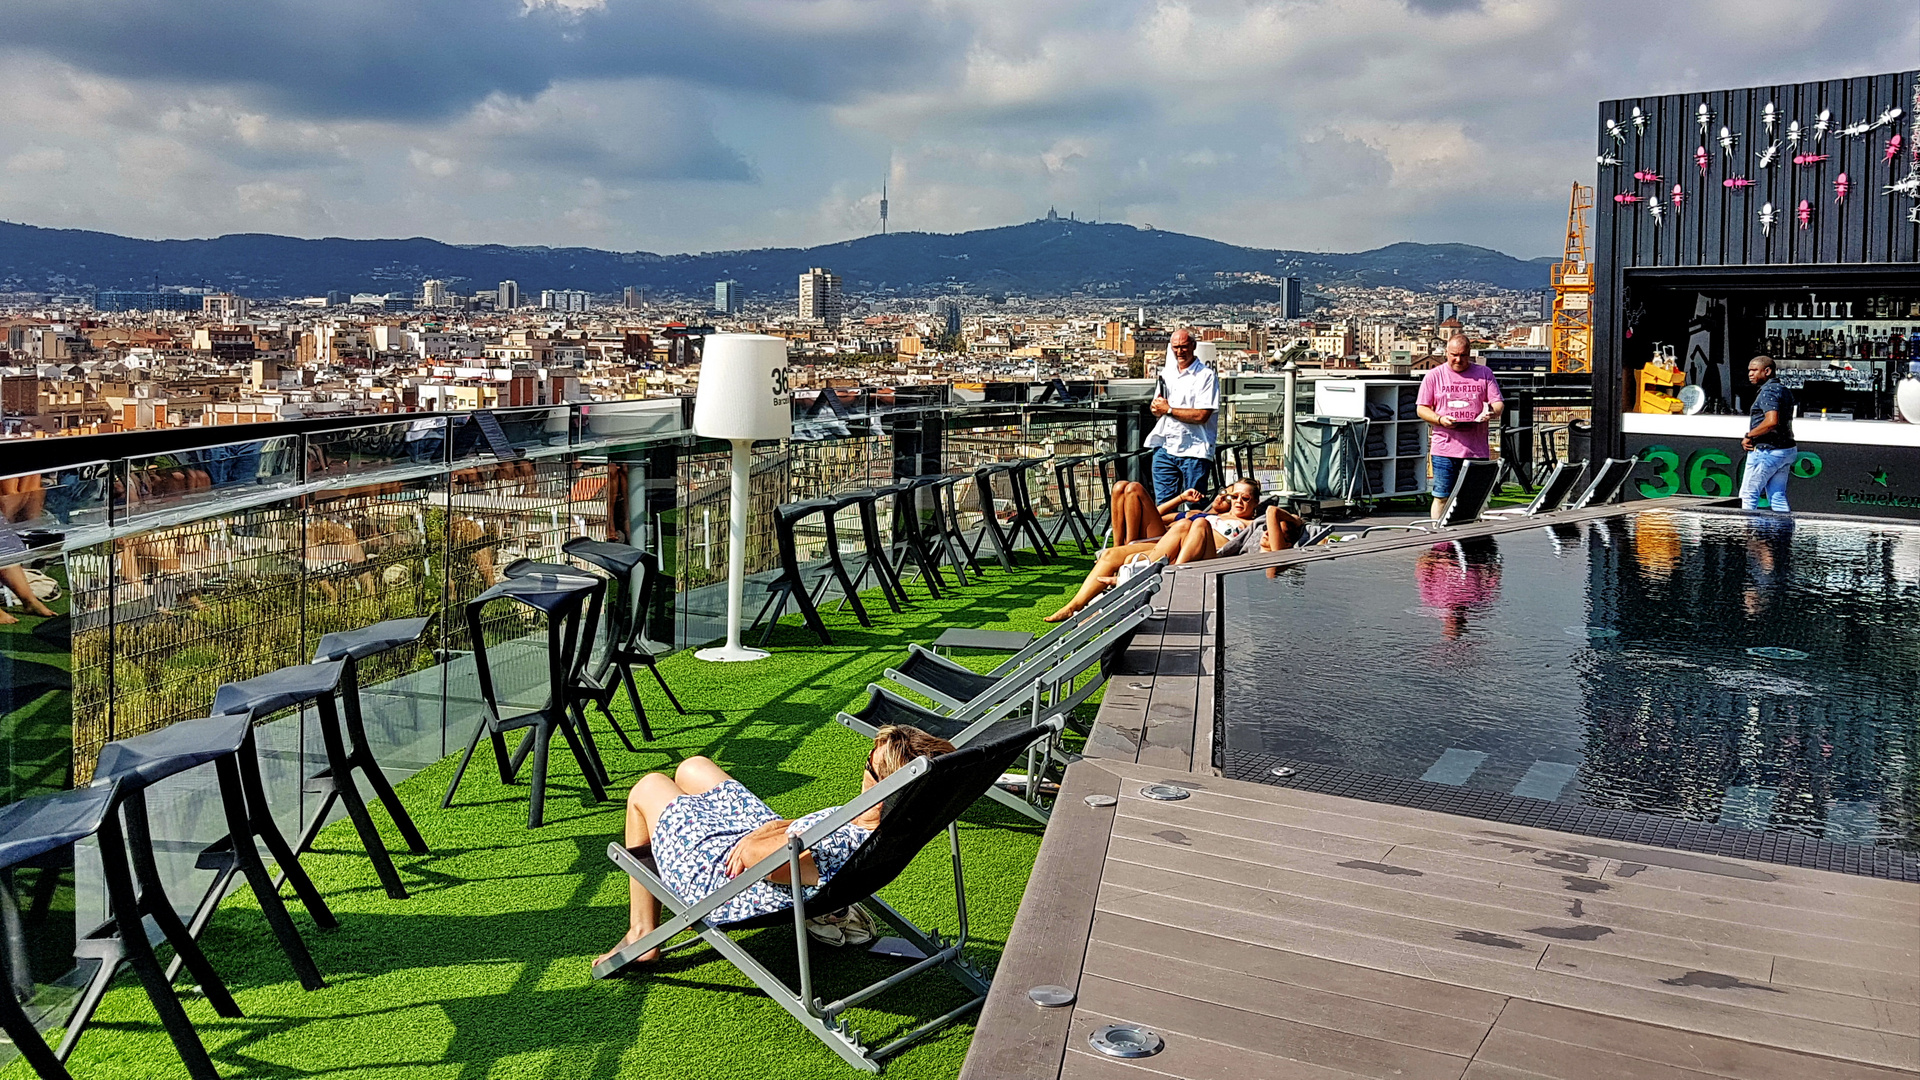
left=0, top=0, right=1912, bottom=258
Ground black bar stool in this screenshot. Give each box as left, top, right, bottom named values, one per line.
left=502, top=555, right=643, bottom=758
left=1004, top=457, right=1057, bottom=561
left=0, top=781, right=229, bottom=1080
left=886, top=476, right=947, bottom=599
left=301, top=616, right=435, bottom=900
left=839, top=486, right=910, bottom=613
left=1047, top=454, right=1099, bottom=554
left=562, top=537, right=688, bottom=742
left=443, top=573, right=609, bottom=828
left=969, top=464, right=1019, bottom=571
left=930, top=475, right=980, bottom=584
left=750, top=498, right=845, bottom=646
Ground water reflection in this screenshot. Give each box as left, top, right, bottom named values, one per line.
left=1414, top=537, right=1502, bottom=640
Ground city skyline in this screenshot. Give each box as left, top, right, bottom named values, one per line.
left=0, top=2, right=1911, bottom=259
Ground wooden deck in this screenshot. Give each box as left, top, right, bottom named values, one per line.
left=962, top=756, right=1920, bottom=1080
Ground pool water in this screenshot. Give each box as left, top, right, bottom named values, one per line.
left=1219, top=510, right=1920, bottom=852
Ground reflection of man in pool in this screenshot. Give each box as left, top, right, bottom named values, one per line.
left=1742, top=516, right=1792, bottom=618
left=1415, top=538, right=1502, bottom=640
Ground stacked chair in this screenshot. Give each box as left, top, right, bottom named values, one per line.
left=837, top=561, right=1166, bottom=822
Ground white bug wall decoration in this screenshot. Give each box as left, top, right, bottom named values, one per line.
left=1718, top=126, right=1738, bottom=156
left=1762, top=102, right=1777, bottom=135
left=1758, top=201, right=1777, bottom=236
left=1756, top=142, right=1780, bottom=169
left=1605, top=119, right=1628, bottom=144
left=1839, top=118, right=1874, bottom=139
left=1871, top=107, right=1902, bottom=129
left=1648, top=196, right=1665, bottom=226
left=1631, top=106, right=1649, bottom=135
left=1597, top=153, right=1622, bottom=166
left=1812, top=108, right=1833, bottom=141
left=1697, top=102, right=1713, bottom=133
left=1786, top=120, right=1802, bottom=147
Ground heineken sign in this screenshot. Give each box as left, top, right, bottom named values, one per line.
left=1626, top=435, right=1920, bottom=519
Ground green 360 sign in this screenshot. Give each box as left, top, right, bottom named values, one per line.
left=1635, top=444, right=1824, bottom=499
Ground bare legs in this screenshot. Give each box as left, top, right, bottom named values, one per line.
left=1109, top=481, right=1170, bottom=547
left=1044, top=518, right=1225, bottom=622
left=595, top=756, right=733, bottom=966
left=0, top=565, right=55, bottom=624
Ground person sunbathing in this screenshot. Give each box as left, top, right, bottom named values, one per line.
left=594, top=724, right=956, bottom=968
left=1046, top=479, right=1299, bottom=622
left=1107, top=480, right=1222, bottom=546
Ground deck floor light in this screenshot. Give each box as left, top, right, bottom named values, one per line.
left=693, top=334, right=792, bottom=663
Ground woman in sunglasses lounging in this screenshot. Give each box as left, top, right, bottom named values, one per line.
left=1045, top=479, right=1303, bottom=622
left=594, top=724, right=956, bottom=967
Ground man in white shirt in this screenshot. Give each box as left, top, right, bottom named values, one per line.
left=1145, top=328, right=1219, bottom=503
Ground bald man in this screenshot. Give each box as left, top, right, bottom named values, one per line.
left=1415, top=334, right=1504, bottom=521
left=1145, top=328, right=1219, bottom=504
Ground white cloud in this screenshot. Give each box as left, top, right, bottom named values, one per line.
left=5, top=146, right=68, bottom=174
left=0, top=0, right=1911, bottom=257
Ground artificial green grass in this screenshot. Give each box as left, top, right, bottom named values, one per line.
left=9, top=555, right=1095, bottom=1080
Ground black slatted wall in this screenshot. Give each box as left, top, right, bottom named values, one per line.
left=1593, top=70, right=1920, bottom=457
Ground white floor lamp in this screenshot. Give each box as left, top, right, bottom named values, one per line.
left=693, top=334, right=792, bottom=663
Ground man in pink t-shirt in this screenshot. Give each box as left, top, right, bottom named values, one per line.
left=1415, top=335, right=1505, bottom=522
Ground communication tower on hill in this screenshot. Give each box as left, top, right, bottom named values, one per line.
left=879, top=179, right=888, bottom=236
left=1551, top=182, right=1594, bottom=374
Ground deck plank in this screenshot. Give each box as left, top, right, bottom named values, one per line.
left=1096, top=878, right=1920, bottom=1071
left=1108, top=815, right=1911, bottom=973
left=1082, top=931, right=1496, bottom=1055
left=1089, top=911, right=1506, bottom=1024
left=1105, top=838, right=1780, bottom=980
left=957, top=761, right=1122, bottom=1080
left=1075, top=977, right=1475, bottom=1080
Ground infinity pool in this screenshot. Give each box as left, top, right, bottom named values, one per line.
left=1219, top=509, right=1920, bottom=852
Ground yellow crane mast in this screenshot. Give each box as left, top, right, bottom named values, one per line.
left=1551, top=182, right=1593, bottom=374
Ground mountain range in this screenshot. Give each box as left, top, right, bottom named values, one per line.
left=0, top=217, right=1555, bottom=302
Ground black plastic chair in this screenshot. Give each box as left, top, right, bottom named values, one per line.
left=98, top=697, right=341, bottom=997
left=749, top=498, right=843, bottom=646
left=835, top=487, right=909, bottom=614
left=295, top=616, right=435, bottom=900
left=443, top=573, right=609, bottom=828
left=886, top=477, right=948, bottom=599
left=0, top=781, right=229, bottom=1080
left=1004, top=457, right=1057, bottom=561
left=1046, top=454, right=1099, bottom=554
left=560, top=537, right=688, bottom=742
left=930, top=475, right=982, bottom=584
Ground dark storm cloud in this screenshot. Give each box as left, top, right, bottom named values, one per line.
left=2, top=0, right=964, bottom=122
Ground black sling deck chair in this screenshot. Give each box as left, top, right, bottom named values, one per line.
left=592, top=723, right=1057, bottom=1072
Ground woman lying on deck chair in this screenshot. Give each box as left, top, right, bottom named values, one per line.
left=1045, top=479, right=1305, bottom=623
left=594, top=724, right=956, bottom=967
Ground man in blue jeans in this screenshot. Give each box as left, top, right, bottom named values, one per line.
left=1740, top=354, right=1798, bottom=512
left=1145, top=328, right=1219, bottom=505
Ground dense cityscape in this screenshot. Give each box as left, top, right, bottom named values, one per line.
left=0, top=231, right=1553, bottom=437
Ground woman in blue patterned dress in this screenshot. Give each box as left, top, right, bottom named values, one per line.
left=594, top=724, right=955, bottom=967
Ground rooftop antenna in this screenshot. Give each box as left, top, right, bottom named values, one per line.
left=879, top=178, right=888, bottom=236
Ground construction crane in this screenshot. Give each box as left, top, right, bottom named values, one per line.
left=1550, top=182, right=1593, bottom=374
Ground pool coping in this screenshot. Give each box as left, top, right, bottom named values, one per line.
left=1085, top=495, right=1920, bottom=881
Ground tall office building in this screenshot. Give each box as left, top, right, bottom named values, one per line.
left=1280, top=277, right=1304, bottom=320
left=623, top=286, right=643, bottom=310
left=930, top=298, right=961, bottom=337
left=421, top=279, right=449, bottom=309
left=714, top=280, right=741, bottom=314
left=798, top=267, right=842, bottom=329
left=498, top=280, right=520, bottom=311
left=539, top=289, right=591, bottom=313
left=1436, top=300, right=1460, bottom=327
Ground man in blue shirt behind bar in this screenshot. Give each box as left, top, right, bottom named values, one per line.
left=1740, top=354, right=1798, bottom=513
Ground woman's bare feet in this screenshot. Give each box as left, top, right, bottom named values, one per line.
left=1042, top=603, right=1082, bottom=623
left=594, top=928, right=660, bottom=969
